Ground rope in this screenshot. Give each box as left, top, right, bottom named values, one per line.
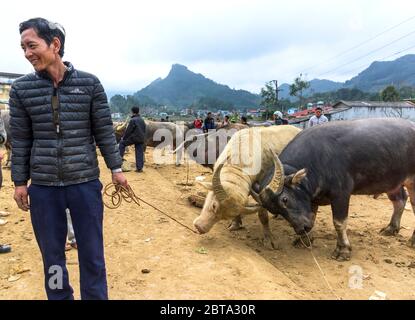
left=103, top=183, right=198, bottom=234
left=300, top=232, right=341, bottom=300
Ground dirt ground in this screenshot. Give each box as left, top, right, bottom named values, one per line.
left=1, top=147, right=415, bottom=300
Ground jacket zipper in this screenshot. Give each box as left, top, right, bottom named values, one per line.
left=52, top=87, right=63, bottom=184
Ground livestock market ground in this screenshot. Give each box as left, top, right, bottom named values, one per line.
left=1, top=146, right=415, bottom=300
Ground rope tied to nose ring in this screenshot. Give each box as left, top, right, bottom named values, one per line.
left=300, top=232, right=341, bottom=300
left=103, top=183, right=198, bottom=234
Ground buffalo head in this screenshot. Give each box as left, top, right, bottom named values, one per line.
left=193, top=163, right=261, bottom=234
left=251, top=154, right=315, bottom=235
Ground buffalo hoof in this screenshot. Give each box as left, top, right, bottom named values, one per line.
left=227, top=219, right=243, bottom=232
left=293, top=234, right=314, bottom=249
left=262, top=234, right=277, bottom=250
left=380, top=225, right=400, bottom=237
left=331, top=245, right=352, bottom=262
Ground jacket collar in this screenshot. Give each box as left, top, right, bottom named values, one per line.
left=36, top=61, right=75, bottom=84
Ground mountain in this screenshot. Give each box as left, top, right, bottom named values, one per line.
left=345, top=54, right=415, bottom=92
left=134, top=64, right=261, bottom=108
left=278, top=54, right=415, bottom=100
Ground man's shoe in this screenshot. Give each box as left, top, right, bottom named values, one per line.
left=0, top=244, right=11, bottom=254
left=135, top=169, right=143, bottom=173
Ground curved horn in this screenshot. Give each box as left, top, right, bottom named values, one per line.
left=267, top=152, right=285, bottom=195
left=212, top=163, right=229, bottom=202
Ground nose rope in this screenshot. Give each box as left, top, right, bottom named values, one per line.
left=103, top=183, right=198, bottom=234
left=300, top=232, right=341, bottom=300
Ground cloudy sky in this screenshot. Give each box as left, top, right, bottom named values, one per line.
left=1, top=0, right=415, bottom=95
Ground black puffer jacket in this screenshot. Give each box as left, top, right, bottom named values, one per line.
left=9, top=62, right=122, bottom=187
left=123, top=114, right=146, bottom=145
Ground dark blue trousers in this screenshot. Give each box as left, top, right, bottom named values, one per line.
left=119, top=141, right=144, bottom=171
left=28, top=179, right=108, bottom=300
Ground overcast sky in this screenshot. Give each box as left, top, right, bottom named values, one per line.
left=2, top=0, right=415, bottom=95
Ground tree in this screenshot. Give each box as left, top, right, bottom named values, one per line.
left=260, top=81, right=278, bottom=119
left=289, top=75, right=310, bottom=109
left=381, top=86, right=400, bottom=102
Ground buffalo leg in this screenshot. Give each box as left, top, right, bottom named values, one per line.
left=227, top=215, right=243, bottom=231
left=258, top=209, right=276, bottom=249
left=331, top=197, right=352, bottom=261
left=381, top=186, right=407, bottom=236
left=404, top=179, right=415, bottom=247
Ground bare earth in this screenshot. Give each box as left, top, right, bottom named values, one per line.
left=1, top=147, right=415, bottom=300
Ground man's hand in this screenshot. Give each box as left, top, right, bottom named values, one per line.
left=14, top=186, right=30, bottom=211
left=112, top=172, right=128, bottom=188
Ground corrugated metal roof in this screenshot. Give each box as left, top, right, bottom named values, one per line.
left=333, top=100, right=415, bottom=108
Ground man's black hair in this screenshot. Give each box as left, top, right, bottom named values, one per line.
left=316, top=107, right=323, bottom=111
left=19, top=17, right=66, bottom=57
left=131, top=106, right=140, bottom=114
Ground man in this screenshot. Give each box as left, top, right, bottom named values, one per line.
left=0, top=116, right=11, bottom=254
left=273, top=111, right=288, bottom=125
left=240, top=116, right=248, bottom=125
left=309, top=107, right=329, bottom=127
left=10, top=18, right=127, bottom=300
left=203, top=112, right=215, bottom=133
left=222, top=115, right=230, bottom=127
left=119, top=106, right=146, bottom=173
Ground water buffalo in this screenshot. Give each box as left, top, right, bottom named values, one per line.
left=194, top=125, right=301, bottom=247
left=173, top=123, right=249, bottom=169
left=252, top=118, right=415, bottom=261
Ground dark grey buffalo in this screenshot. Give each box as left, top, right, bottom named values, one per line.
left=252, top=118, right=415, bottom=261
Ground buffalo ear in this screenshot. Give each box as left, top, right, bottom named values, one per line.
left=197, top=182, right=213, bottom=191
left=285, top=169, right=307, bottom=187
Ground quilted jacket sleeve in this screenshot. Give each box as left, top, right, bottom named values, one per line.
left=90, top=78, right=122, bottom=170
left=9, top=84, right=33, bottom=186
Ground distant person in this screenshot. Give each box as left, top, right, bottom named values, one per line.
left=166, top=116, right=170, bottom=122
left=203, top=112, right=216, bottom=133
left=193, top=117, right=203, bottom=130
left=65, top=209, right=77, bottom=251
left=0, top=152, right=11, bottom=254
left=273, top=111, right=288, bottom=125
left=222, top=115, right=230, bottom=127
left=309, top=107, right=329, bottom=127
left=119, top=106, right=147, bottom=172
left=240, top=116, right=248, bottom=125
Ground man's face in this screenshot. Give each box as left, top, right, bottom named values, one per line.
left=20, top=28, right=59, bottom=72
left=315, top=110, right=322, bottom=117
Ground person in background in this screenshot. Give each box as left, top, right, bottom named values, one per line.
left=203, top=112, right=216, bottom=133
left=240, top=116, right=248, bottom=125
left=119, top=106, right=147, bottom=173
left=273, top=111, right=288, bottom=125
left=222, top=115, right=230, bottom=127
left=65, top=209, right=77, bottom=251
left=309, top=107, right=329, bottom=127
left=193, top=117, right=203, bottom=131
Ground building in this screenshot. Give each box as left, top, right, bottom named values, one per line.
left=330, top=100, right=415, bottom=122
left=288, top=100, right=415, bottom=129
left=0, top=72, right=24, bottom=110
